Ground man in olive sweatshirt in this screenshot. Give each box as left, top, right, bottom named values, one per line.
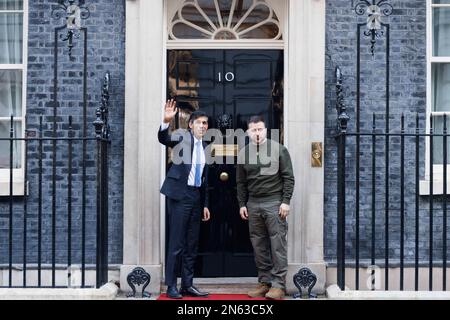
left=236, top=115, right=295, bottom=300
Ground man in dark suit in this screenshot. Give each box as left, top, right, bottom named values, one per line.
left=158, top=99, right=211, bottom=299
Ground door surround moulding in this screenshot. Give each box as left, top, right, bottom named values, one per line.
left=123, top=0, right=326, bottom=294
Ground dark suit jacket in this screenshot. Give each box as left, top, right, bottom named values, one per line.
left=158, top=126, right=209, bottom=208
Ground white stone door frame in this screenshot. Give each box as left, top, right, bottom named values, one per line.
left=122, top=0, right=326, bottom=295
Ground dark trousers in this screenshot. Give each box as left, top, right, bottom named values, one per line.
left=165, top=187, right=202, bottom=288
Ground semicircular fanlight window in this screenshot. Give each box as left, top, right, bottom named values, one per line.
left=169, top=0, right=282, bottom=40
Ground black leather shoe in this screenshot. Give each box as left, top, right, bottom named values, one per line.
left=166, top=286, right=182, bottom=299
left=180, top=286, right=209, bottom=297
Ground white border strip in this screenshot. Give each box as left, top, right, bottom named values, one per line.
left=166, top=40, right=284, bottom=49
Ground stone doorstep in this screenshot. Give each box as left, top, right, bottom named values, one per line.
left=155, top=277, right=258, bottom=294
left=156, top=278, right=315, bottom=297
left=326, top=284, right=450, bottom=300
left=117, top=277, right=260, bottom=298
left=118, top=277, right=326, bottom=299
left=0, top=282, right=119, bottom=300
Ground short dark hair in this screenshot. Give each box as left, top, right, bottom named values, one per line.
left=248, top=115, right=266, bottom=126
left=189, top=110, right=208, bottom=123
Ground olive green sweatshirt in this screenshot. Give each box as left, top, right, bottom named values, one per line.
left=236, top=139, right=295, bottom=207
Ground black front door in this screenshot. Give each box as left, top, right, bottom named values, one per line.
left=167, top=49, right=284, bottom=277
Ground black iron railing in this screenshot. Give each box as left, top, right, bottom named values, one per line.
left=0, top=72, right=110, bottom=289
left=335, top=67, right=450, bottom=291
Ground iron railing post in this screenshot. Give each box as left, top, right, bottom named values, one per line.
left=337, top=131, right=346, bottom=290
left=101, top=122, right=109, bottom=286
left=94, top=72, right=111, bottom=288
left=94, top=108, right=106, bottom=288
left=335, top=67, right=349, bottom=290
